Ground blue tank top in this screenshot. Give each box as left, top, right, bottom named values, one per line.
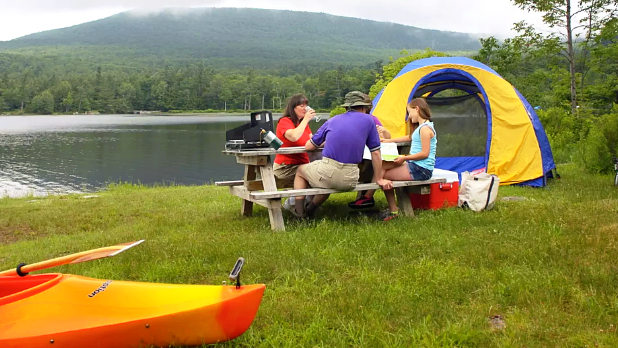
left=409, top=122, right=437, bottom=171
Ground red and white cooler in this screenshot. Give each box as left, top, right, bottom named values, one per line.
left=409, top=169, right=459, bottom=210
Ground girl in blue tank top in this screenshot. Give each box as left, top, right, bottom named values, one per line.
left=380, top=98, right=436, bottom=220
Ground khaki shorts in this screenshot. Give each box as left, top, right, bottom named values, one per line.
left=273, top=163, right=301, bottom=180
left=302, top=157, right=359, bottom=191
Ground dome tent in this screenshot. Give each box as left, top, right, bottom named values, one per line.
left=372, top=57, right=555, bottom=186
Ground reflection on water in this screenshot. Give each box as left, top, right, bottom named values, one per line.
left=0, top=114, right=326, bottom=198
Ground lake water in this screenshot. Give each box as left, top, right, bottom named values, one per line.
left=0, top=114, right=327, bottom=198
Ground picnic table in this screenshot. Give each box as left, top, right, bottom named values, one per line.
left=217, top=145, right=446, bottom=231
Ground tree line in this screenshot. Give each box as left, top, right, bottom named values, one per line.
left=0, top=55, right=380, bottom=114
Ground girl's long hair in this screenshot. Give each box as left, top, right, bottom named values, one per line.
left=406, top=98, right=432, bottom=134
left=283, top=94, right=309, bottom=126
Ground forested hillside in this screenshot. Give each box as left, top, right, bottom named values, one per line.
left=0, top=8, right=481, bottom=115
left=0, top=8, right=480, bottom=69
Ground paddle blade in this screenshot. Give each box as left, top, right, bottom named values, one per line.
left=70, top=240, right=144, bottom=264
left=0, top=240, right=144, bottom=277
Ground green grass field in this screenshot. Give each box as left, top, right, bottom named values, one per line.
left=1, top=164, right=617, bottom=347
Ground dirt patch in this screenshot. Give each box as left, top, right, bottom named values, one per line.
left=501, top=196, right=527, bottom=202
left=489, top=315, right=506, bottom=331
left=0, top=225, right=39, bottom=245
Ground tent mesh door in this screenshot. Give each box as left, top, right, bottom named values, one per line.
left=425, top=93, right=487, bottom=157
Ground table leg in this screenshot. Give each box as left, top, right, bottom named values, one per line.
left=259, top=163, right=285, bottom=231
left=241, top=165, right=257, bottom=217
left=396, top=187, right=415, bottom=217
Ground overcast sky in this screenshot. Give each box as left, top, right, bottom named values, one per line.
left=0, top=0, right=546, bottom=42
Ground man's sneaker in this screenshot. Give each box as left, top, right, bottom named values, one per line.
left=347, top=196, right=375, bottom=209
left=378, top=210, right=399, bottom=221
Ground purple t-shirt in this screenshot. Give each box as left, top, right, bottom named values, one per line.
left=310, top=110, right=381, bottom=164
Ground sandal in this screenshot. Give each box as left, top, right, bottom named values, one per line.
left=378, top=210, right=399, bottom=221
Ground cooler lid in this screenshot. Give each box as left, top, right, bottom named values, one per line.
left=431, top=169, right=459, bottom=183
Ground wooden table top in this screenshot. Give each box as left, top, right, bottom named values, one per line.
left=222, top=142, right=409, bottom=157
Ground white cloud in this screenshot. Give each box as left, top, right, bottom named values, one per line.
left=0, top=7, right=126, bottom=41
left=0, top=0, right=546, bottom=41
left=4, top=0, right=224, bottom=10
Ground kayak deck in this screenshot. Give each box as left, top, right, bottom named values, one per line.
left=0, top=274, right=265, bottom=347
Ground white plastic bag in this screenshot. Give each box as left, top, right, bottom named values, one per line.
left=458, top=171, right=500, bottom=211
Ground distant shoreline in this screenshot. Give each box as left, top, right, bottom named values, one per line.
left=0, top=111, right=331, bottom=117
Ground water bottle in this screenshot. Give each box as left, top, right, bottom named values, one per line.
left=261, top=129, right=283, bottom=150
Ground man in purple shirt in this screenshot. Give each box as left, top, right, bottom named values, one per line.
left=291, top=91, right=393, bottom=218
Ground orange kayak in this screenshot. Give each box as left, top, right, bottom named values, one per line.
left=0, top=273, right=265, bottom=347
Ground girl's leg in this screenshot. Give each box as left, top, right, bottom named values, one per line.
left=378, top=160, right=402, bottom=182
left=384, top=189, right=398, bottom=212
left=364, top=161, right=405, bottom=199
left=349, top=160, right=405, bottom=209
left=384, top=163, right=412, bottom=181
left=383, top=164, right=413, bottom=212
left=350, top=161, right=410, bottom=211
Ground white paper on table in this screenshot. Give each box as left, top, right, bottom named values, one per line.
left=363, top=142, right=400, bottom=161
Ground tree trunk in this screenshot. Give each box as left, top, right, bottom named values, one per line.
left=565, top=0, right=578, bottom=115
left=578, top=3, right=596, bottom=110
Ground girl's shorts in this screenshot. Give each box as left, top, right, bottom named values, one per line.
left=407, top=162, right=432, bottom=181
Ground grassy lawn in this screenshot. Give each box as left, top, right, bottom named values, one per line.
left=1, top=164, right=617, bottom=347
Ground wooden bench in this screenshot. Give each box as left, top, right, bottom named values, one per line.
left=219, top=146, right=445, bottom=231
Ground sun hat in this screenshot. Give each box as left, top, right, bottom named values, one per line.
left=341, top=91, right=373, bottom=107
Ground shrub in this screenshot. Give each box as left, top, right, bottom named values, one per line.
left=329, top=107, right=346, bottom=117
left=547, top=131, right=577, bottom=164
left=573, top=126, right=613, bottom=174
left=599, top=105, right=618, bottom=158
left=536, top=107, right=576, bottom=137
left=537, top=107, right=578, bottom=164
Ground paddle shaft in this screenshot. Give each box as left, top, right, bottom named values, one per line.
left=0, top=240, right=144, bottom=277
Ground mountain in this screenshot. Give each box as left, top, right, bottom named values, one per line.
left=0, top=8, right=480, bottom=69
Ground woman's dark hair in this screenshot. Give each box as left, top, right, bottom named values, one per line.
left=283, top=94, right=309, bottom=126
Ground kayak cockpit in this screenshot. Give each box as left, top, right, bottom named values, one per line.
left=0, top=274, right=63, bottom=306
